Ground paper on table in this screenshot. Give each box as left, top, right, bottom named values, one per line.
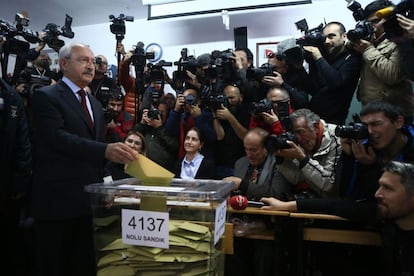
left=125, top=154, right=174, bottom=186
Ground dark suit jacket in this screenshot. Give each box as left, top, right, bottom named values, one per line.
left=175, top=157, right=216, bottom=180
left=31, top=80, right=107, bottom=219
left=234, top=154, right=291, bottom=200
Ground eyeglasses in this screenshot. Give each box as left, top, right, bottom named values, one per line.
left=69, top=57, right=96, bottom=65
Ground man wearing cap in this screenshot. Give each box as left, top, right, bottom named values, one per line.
left=263, top=38, right=312, bottom=110
left=304, top=21, right=361, bottom=125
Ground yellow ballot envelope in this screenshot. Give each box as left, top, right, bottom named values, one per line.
left=124, top=154, right=174, bottom=186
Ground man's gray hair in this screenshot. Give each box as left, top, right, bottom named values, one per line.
left=289, top=108, right=320, bottom=129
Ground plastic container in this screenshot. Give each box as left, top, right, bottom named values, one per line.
left=85, top=177, right=234, bottom=276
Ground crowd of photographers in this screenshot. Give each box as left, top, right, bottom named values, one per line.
left=2, top=0, right=414, bottom=275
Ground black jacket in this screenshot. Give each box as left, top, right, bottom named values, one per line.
left=308, top=49, right=361, bottom=125
left=297, top=198, right=414, bottom=276
left=0, top=79, right=32, bottom=212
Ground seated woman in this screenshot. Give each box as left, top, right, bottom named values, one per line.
left=175, top=127, right=216, bottom=179
left=105, top=130, right=146, bottom=180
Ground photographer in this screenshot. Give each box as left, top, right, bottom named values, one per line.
left=231, top=47, right=257, bottom=104
left=133, top=100, right=178, bottom=172
left=88, top=54, right=118, bottom=106
left=350, top=0, right=414, bottom=123
left=249, top=86, right=293, bottom=136
left=164, top=88, right=216, bottom=160
left=212, top=83, right=250, bottom=178
left=105, top=91, right=134, bottom=143
left=306, top=21, right=361, bottom=125
left=275, top=108, right=342, bottom=198
left=263, top=38, right=311, bottom=110
left=338, top=101, right=414, bottom=201
left=16, top=52, right=59, bottom=108
left=389, top=13, right=414, bottom=86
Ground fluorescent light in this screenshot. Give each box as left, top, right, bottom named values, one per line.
left=142, top=0, right=194, bottom=5
left=148, top=0, right=311, bottom=20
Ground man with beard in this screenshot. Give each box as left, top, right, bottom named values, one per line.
left=104, top=90, right=134, bottom=143
left=212, top=83, right=250, bottom=178
left=304, top=21, right=361, bottom=125
left=262, top=160, right=414, bottom=276
left=88, top=54, right=117, bottom=107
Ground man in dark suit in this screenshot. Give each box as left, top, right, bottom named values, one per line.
left=30, top=43, right=138, bottom=276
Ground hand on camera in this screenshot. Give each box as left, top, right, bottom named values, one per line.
left=142, top=109, right=162, bottom=128
left=215, top=105, right=232, bottom=121
left=174, top=94, right=185, bottom=112
left=351, top=140, right=376, bottom=165
left=351, top=39, right=372, bottom=54
left=260, top=109, right=279, bottom=125
left=262, top=71, right=284, bottom=86
left=303, top=46, right=323, bottom=61
left=275, top=141, right=306, bottom=161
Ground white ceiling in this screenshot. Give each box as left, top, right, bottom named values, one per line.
left=0, top=0, right=148, bottom=34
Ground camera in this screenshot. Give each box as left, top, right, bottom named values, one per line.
left=335, top=122, right=369, bottom=139
left=173, top=48, right=198, bottom=82
left=184, top=94, right=198, bottom=106
left=210, top=49, right=236, bottom=81
left=130, top=42, right=155, bottom=71
left=0, top=14, right=38, bottom=55
left=295, top=19, right=325, bottom=49
left=347, top=20, right=374, bottom=42
left=148, top=60, right=173, bottom=82
left=109, top=13, right=133, bottom=42
left=18, top=70, right=51, bottom=96
left=246, top=63, right=274, bottom=81
left=265, top=132, right=297, bottom=152
left=103, top=109, right=118, bottom=124
left=43, top=14, right=75, bottom=52
left=347, top=0, right=366, bottom=21
left=202, top=94, right=228, bottom=111
left=376, top=0, right=414, bottom=39
left=147, top=108, right=162, bottom=120
left=249, top=98, right=272, bottom=116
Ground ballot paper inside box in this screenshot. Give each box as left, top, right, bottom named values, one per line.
left=85, top=178, right=234, bottom=276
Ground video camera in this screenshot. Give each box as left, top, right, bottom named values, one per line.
left=148, top=60, right=173, bottom=82
left=346, top=1, right=374, bottom=42
left=18, top=70, right=51, bottom=96
left=0, top=14, right=38, bottom=55
left=173, top=48, right=198, bottom=82
left=376, top=0, right=414, bottom=39
left=42, top=14, right=75, bottom=52
left=295, top=18, right=325, bottom=48
left=109, top=13, right=134, bottom=42
left=130, top=42, right=155, bottom=71
left=200, top=49, right=235, bottom=81
left=246, top=63, right=274, bottom=81
left=335, top=114, right=369, bottom=139
left=265, top=132, right=297, bottom=152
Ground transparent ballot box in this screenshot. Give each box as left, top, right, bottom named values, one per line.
left=85, top=178, right=234, bottom=276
